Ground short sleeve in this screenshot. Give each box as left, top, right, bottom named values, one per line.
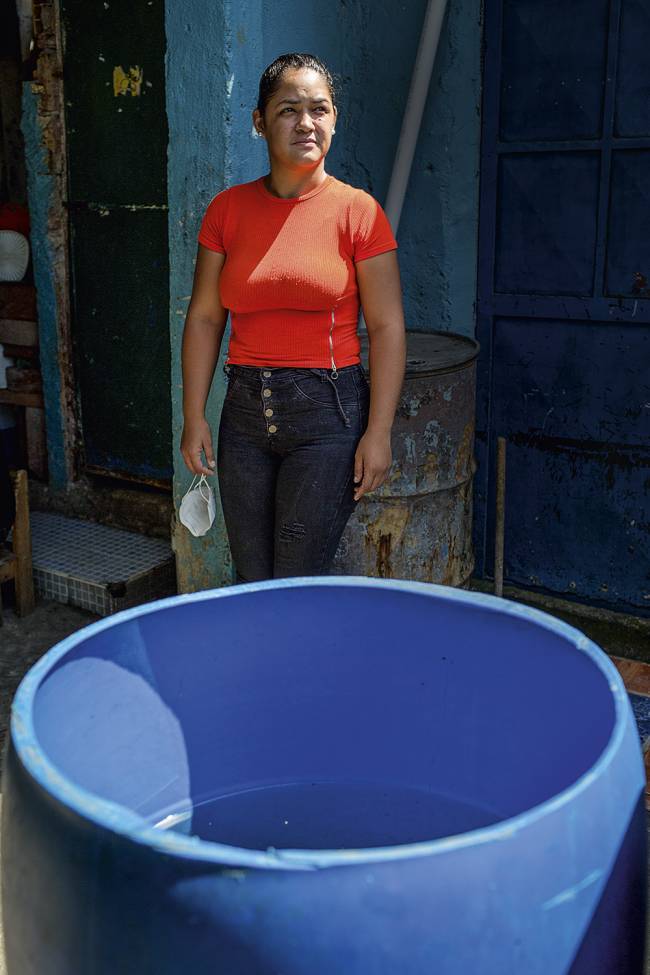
left=350, top=192, right=398, bottom=263
left=197, top=189, right=229, bottom=254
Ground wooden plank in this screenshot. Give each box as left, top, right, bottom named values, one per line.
left=0, top=344, right=39, bottom=360
left=0, top=319, right=39, bottom=346
left=0, top=388, right=44, bottom=408
left=25, top=406, right=47, bottom=480
left=6, top=367, right=42, bottom=392
left=9, top=469, right=35, bottom=615
left=0, top=284, right=37, bottom=321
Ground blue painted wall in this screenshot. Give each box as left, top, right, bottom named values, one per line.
left=165, top=0, right=482, bottom=588
left=165, top=1, right=232, bottom=588
left=332, top=0, right=483, bottom=336
left=21, top=83, right=69, bottom=490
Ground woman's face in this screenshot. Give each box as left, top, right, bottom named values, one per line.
left=253, top=67, right=337, bottom=170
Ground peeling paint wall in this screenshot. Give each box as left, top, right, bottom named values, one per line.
left=165, top=0, right=233, bottom=590
left=165, top=0, right=482, bottom=588
left=21, top=1, right=77, bottom=491
left=22, top=84, right=64, bottom=487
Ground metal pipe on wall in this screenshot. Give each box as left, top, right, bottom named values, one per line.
left=360, top=0, right=449, bottom=332
left=384, top=0, right=450, bottom=236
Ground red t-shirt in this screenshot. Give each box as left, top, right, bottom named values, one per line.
left=197, top=173, right=398, bottom=369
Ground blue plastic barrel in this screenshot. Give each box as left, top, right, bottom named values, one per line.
left=2, top=579, right=646, bottom=974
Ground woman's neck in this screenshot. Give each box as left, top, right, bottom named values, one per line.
left=263, top=164, right=329, bottom=200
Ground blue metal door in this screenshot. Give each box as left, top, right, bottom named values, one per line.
left=476, top=0, right=650, bottom=614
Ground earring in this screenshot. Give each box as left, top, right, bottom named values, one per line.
left=332, top=128, right=336, bottom=134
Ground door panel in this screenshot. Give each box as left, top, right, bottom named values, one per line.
left=606, top=150, right=650, bottom=296
left=62, top=0, right=171, bottom=485
left=499, top=0, right=609, bottom=142
left=70, top=207, right=170, bottom=479
left=615, top=0, right=650, bottom=137
left=488, top=318, right=649, bottom=604
left=63, top=1, right=167, bottom=204
left=476, top=0, right=650, bottom=613
left=495, top=152, right=601, bottom=295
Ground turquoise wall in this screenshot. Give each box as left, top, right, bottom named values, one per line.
left=165, top=0, right=482, bottom=588
left=165, top=1, right=232, bottom=587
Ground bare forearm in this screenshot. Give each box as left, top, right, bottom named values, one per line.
left=181, top=314, right=226, bottom=421
left=366, top=324, right=406, bottom=436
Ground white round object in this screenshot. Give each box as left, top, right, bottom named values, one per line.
left=0, top=230, right=30, bottom=282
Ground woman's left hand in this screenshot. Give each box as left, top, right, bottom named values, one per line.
left=353, top=430, right=392, bottom=501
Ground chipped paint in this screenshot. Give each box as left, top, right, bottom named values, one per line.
left=113, top=65, right=143, bottom=97
left=404, top=433, right=417, bottom=465
left=334, top=337, right=478, bottom=584
left=22, top=54, right=77, bottom=489
left=364, top=505, right=410, bottom=577
left=423, top=449, right=439, bottom=484
left=455, top=422, right=474, bottom=482
left=424, top=418, right=441, bottom=450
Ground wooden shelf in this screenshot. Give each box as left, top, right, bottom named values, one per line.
left=0, top=319, right=39, bottom=347
left=1, top=344, right=39, bottom=359
left=0, top=283, right=37, bottom=321
left=0, top=388, right=44, bottom=408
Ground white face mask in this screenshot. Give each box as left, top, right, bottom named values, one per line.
left=178, top=474, right=216, bottom=537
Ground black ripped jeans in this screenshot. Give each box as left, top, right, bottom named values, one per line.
left=217, top=363, right=370, bottom=582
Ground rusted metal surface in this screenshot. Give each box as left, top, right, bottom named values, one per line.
left=27, top=0, right=79, bottom=487
left=333, top=332, right=479, bottom=586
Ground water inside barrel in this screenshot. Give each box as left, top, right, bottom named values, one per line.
left=149, top=782, right=501, bottom=850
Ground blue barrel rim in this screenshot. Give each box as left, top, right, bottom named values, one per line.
left=9, top=577, right=633, bottom=872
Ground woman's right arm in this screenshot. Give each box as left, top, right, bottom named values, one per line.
left=180, top=244, right=228, bottom=476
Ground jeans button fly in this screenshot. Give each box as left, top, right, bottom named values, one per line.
left=268, top=425, right=278, bottom=434
left=263, top=388, right=272, bottom=398
left=265, top=408, right=273, bottom=417
left=263, top=370, right=272, bottom=378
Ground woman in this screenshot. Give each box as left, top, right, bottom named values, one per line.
left=181, top=53, right=406, bottom=582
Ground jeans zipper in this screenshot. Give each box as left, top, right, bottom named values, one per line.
left=329, top=307, right=338, bottom=380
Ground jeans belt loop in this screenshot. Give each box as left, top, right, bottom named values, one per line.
left=324, top=371, right=351, bottom=428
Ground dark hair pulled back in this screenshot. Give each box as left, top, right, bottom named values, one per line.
left=257, top=53, right=338, bottom=116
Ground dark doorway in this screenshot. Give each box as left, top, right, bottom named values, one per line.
left=61, top=0, right=172, bottom=487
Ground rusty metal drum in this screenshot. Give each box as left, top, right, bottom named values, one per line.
left=333, top=331, right=479, bottom=585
